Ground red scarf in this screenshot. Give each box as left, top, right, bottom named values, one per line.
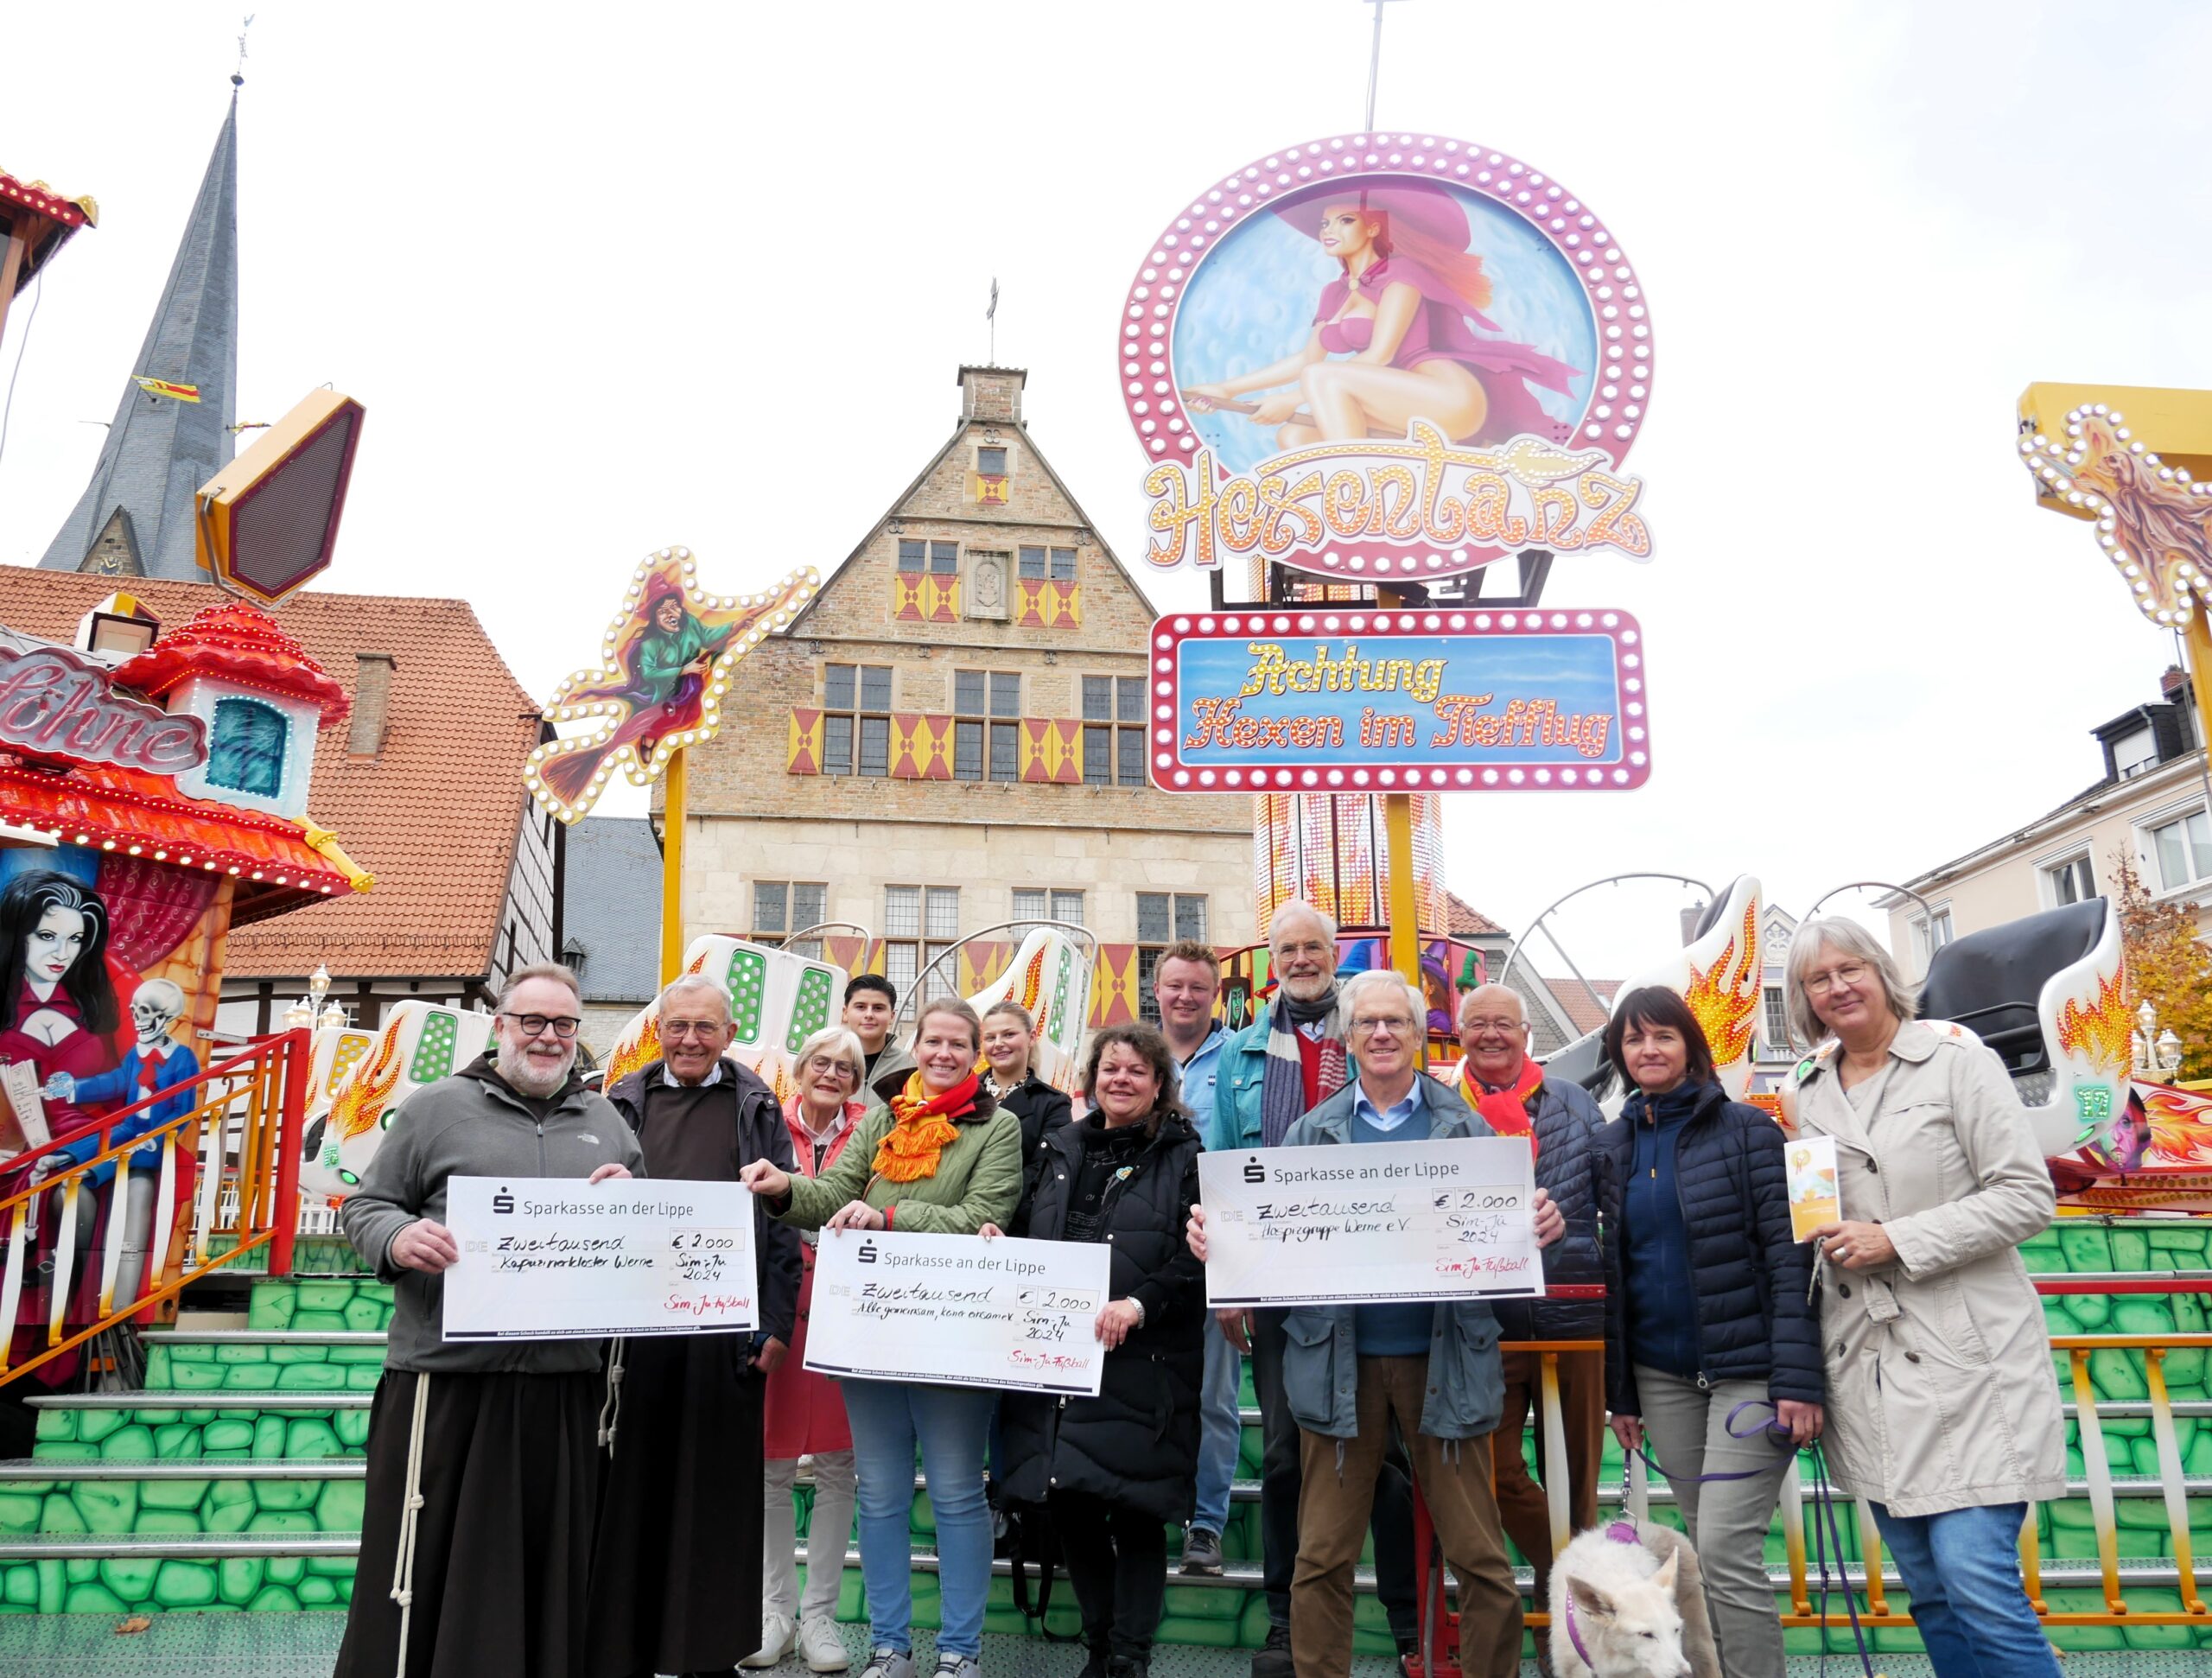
left=873, top=1070, right=982, bottom=1183
left=1461, top=1056, right=1545, bottom=1156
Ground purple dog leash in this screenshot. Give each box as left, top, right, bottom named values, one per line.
left=1627, top=1402, right=1883, bottom=1678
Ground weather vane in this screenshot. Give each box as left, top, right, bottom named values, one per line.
left=233, top=14, right=254, bottom=87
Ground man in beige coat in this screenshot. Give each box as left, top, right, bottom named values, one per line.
left=1785, top=917, right=2063, bottom=1678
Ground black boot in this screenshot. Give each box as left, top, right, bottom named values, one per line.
left=1108, top=1657, right=1150, bottom=1678
left=1075, top=1638, right=1110, bottom=1678
left=1250, top=1621, right=1292, bottom=1678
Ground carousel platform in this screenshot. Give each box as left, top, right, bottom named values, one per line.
left=1, top=1219, right=2210, bottom=1663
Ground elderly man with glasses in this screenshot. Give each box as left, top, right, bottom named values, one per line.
left=588, top=975, right=804, bottom=1678
left=334, top=964, right=642, bottom=1678
left=1453, top=984, right=1618, bottom=1656
left=1196, top=969, right=1566, bottom=1678
left=1210, top=904, right=1427, bottom=1675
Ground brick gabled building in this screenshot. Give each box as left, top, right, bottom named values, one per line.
left=679, top=364, right=1257, bottom=1022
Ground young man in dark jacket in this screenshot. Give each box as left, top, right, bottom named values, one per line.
left=1452, top=983, right=1620, bottom=1621
left=334, top=965, right=642, bottom=1678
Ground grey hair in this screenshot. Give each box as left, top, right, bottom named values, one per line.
left=1336, top=969, right=1427, bottom=1039
left=495, top=963, right=583, bottom=1011
left=658, top=974, right=732, bottom=1022
left=1268, top=899, right=1339, bottom=948
left=1783, top=918, right=1918, bottom=1047
left=791, top=1025, right=866, bottom=1087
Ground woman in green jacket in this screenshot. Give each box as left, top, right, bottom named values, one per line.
left=741, top=997, right=1020, bottom=1678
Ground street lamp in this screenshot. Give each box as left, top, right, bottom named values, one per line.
left=2133, top=999, right=2187, bottom=1079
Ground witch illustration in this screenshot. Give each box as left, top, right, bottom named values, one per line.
left=536, top=570, right=816, bottom=811
left=1185, top=181, right=1582, bottom=451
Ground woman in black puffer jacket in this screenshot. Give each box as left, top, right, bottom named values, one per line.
left=1598, top=986, right=1821, bottom=1678
left=992, top=1022, right=1204, bottom=1678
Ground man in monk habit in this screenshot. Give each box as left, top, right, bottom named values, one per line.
left=588, top=974, right=804, bottom=1678
left=335, top=965, right=642, bottom=1678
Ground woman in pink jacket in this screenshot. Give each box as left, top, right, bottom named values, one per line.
left=748, top=1026, right=871, bottom=1673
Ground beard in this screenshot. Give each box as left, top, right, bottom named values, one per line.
left=496, top=1037, right=575, bottom=1099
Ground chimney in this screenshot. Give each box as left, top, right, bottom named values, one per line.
left=2163, top=664, right=2190, bottom=700
left=349, top=653, right=395, bottom=755
left=957, top=364, right=1027, bottom=425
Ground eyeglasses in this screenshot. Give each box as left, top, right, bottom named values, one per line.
left=661, top=1020, right=729, bottom=1040
left=1460, top=1017, right=1525, bottom=1034
left=501, top=1013, right=581, bottom=1039
left=1350, top=1015, right=1416, bottom=1036
left=804, top=1056, right=857, bottom=1081
left=1802, top=963, right=1871, bottom=996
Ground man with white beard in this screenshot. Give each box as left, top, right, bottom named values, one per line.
left=335, top=964, right=644, bottom=1678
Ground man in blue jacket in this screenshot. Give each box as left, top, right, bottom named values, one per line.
left=1209, top=903, right=1421, bottom=1675
left=1199, top=970, right=1565, bottom=1678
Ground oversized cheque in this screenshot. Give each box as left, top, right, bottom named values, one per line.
left=804, top=1230, right=1111, bottom=1396
left=441, top=1175, right=760, bottom=1339
left=1199, top=1136, right=1543, bottom=1308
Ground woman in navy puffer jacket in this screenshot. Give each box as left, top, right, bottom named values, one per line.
left=1597, top=986, right=1821, bottom=1678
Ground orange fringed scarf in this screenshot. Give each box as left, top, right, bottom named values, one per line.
left=1460, top=1056, right=1546, bottom=1157
left=871, top=1070, right=982, bottom=1183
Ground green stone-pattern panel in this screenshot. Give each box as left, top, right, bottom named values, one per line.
left=6, top=1226, right=2212, bottom=1651
left=245, top=1279, right=394, bottom=1334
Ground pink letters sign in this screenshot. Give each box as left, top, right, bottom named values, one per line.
left=0, top=645, right=208, bottom=776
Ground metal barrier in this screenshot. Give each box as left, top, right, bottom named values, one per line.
left=1407, top=1273, right=2212, bottom=1673
left=0, top=1029, right=309, bottom=1386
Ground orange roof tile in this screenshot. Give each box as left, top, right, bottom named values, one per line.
left=1546, top=977, right=1620, bottom=1037
left=1446, top=891, right=1504, bottom=938
left=0, top=570, right=541, bottom=980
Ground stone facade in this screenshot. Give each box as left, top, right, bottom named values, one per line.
left=676, top=366, right=1258, bottom=997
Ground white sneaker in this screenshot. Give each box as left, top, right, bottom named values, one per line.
left=931, top=1654, right=979, bottom=1678
left=744, top=1612, right=798, bottom=1668
left=798, top=1615, right=849, bottom=1672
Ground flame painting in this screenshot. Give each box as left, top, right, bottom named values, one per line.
left=327, top=1024, right=404, bottom=1145
left=2055, top=969, right=2133, bottom=1078
left=1682, top=900, right=1761, bottom=1072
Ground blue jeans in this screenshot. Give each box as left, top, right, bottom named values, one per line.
left=1192, top=1312, right=1243, bottom=1534
left=842, top=1377, right=995, bottom=1660
left=1869, top=1501, right=2061, bottom=1678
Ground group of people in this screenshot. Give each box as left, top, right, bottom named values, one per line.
left=330, top=898, right=2069, bottom=1678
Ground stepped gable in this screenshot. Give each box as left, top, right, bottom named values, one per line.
left=0, top=570, right=543, bottom=979
left=114, top=598, right=352, bottom=727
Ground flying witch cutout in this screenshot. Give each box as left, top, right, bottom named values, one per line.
left=526, top=551, right=817, bottom=821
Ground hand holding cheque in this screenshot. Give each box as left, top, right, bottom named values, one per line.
left=1185, top=1138, right=1563, bottom=1312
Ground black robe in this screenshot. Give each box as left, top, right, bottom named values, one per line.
left=586, top=1059, right=802, bottom=1677
left=338, top=1367, right=604, bottom=1678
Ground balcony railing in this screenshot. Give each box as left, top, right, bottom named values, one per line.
left=0, top=1029, right=309, bottom=1386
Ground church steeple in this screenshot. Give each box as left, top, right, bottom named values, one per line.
left=39, top=95, right=239, bottom=581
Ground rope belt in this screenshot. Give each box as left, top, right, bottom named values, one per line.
left=389, top=1370, right=432, bottom=1678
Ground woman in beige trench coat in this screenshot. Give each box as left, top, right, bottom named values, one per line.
left=1783, top=918, right=2063, bottom=1678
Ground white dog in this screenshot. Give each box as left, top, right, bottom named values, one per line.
left=1548, top=1518, right=1721, bottom=1678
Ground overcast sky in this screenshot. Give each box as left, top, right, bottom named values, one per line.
left=6, top=1, right=2211, bottom=975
